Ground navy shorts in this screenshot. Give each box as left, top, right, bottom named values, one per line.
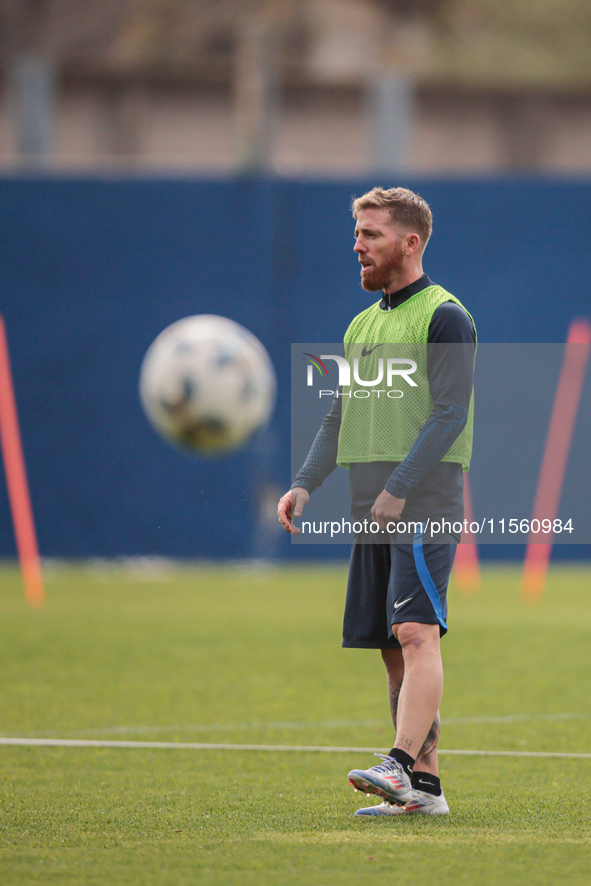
left=342, top=534, right=457, bottom=649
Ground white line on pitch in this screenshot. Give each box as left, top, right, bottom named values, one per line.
left=1, top=737, right=591, bottom=759
left=11, top=711, right=586, bottom=740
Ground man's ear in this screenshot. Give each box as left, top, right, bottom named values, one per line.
left=405, top=233, right=421, bottom=255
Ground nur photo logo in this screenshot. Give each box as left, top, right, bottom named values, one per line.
left=303, top=351, right=418, bottom=398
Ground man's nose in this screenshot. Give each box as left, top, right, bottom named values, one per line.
left=354, top=238, right=365, bottom=253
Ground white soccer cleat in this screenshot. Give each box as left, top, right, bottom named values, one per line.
left=354, top=790, right=449, bottom=816
left=348, top=754, right=413, bottom=805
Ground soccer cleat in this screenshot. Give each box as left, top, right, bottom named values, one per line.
left=354, top=789, right=449, bottom=816
left=348, top=754, right=413, bottom=805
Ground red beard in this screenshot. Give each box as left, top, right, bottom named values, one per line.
left=360, top=247, right=405, bottom=292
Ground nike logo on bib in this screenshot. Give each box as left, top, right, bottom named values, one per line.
left=361, top=344, right=384, bottom=357
left=393, top=597, right=412, bottom=610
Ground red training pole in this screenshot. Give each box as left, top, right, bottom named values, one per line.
left=522, top=319, right=591, bottom=601
left=453, top=472, right=480, bottom=595
left=0, top=316, right=44, bottom=608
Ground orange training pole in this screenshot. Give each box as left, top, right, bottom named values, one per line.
left=453, top=472, right=480, bottom=594
left=0, top=316, right=44, bottom=607
left=522, top=319, right=591, bottom=601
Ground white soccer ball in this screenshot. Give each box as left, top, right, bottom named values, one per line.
left=139, top=315, right=276, bottom=455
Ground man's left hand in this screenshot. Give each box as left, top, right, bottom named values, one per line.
left=371, top=490, right=406, bottom=531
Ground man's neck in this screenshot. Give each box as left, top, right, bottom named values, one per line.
left=384, top=266, right=424, bottom=296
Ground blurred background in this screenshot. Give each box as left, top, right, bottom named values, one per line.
left=0, top=0, right=590, bottom=565
left=4, top=0, right=591, bottom=173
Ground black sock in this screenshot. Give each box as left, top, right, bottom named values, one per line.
left=411, top=770, right=441, bottom=796
left=386, top=747, right=415, bottom=778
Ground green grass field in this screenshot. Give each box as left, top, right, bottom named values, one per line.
left=1, top=561, right=590, bottom=885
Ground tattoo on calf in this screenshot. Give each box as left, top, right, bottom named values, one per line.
left=418, top=716, right=440, bottom=763
left=388, top=681, right=402, bottom=727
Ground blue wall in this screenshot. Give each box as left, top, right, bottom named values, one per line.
left=1, top=175, right=590, bottom=560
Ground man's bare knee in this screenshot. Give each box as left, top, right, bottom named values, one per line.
left=392, top=622, right=440, bottom=651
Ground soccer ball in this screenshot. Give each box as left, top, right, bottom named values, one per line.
left=139, top=315, right=276, bottom=455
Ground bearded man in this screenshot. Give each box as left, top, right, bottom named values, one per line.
left=278, top=187, right=476, bottom=816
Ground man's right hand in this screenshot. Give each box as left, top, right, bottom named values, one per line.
left=277, top=487, right=310, bottom=535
